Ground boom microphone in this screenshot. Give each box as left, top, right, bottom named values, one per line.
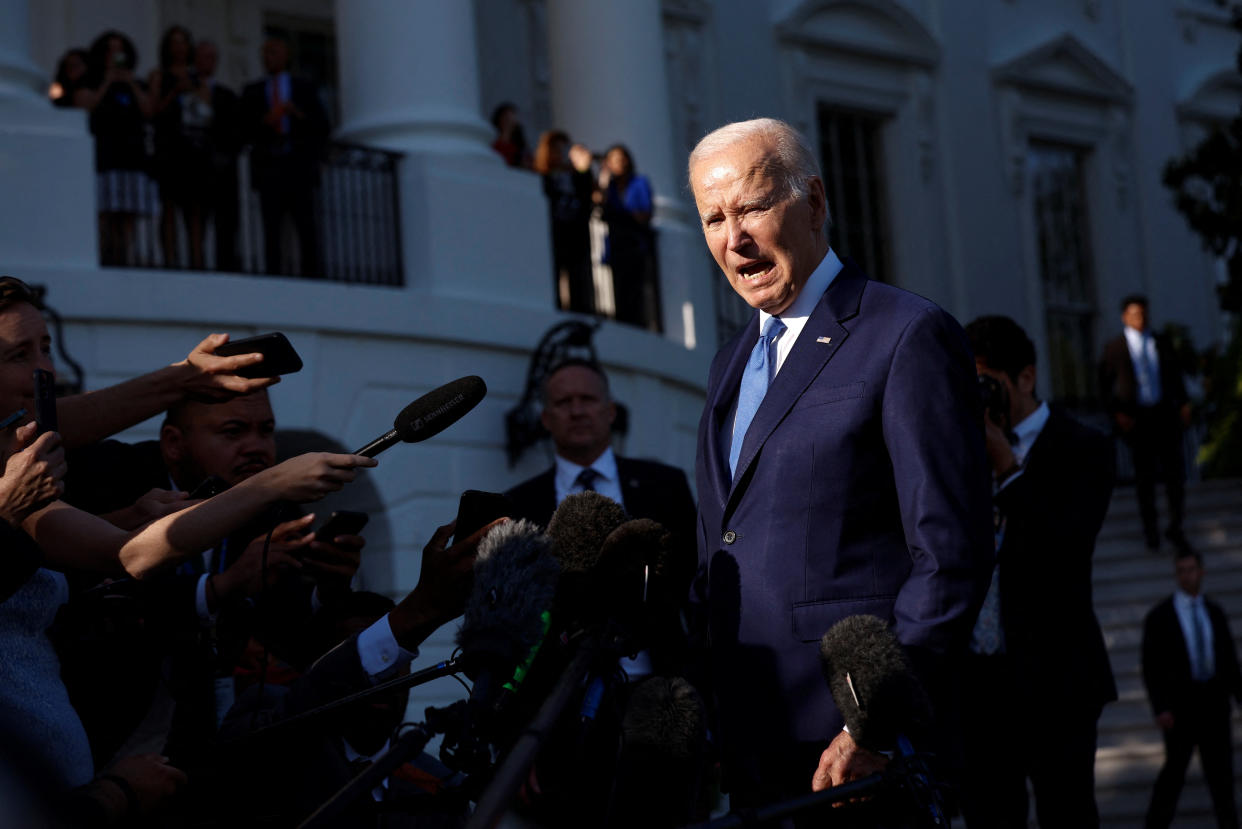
left=441, top=520, right=559, bottom=774
left=546, top=491, right=628, bottom=573
left=591, top=518, right=672, bottom=643
left=354, top=375, right=487, bottom=457
left=456, top=519, right=559, bottom=675
left=818, top=614, right=933, bottom=752
left=820, top=615, right=947, bottom=825
left=604, top=676, right=708, bottom=828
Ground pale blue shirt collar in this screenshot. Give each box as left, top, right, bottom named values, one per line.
left=1011, top=400, right=1050, bottom=465
left=1173, top=589, right=1203, bottom=610
left=1123, top=325, right=1150, bottom=352
left=759, top=247, right=844, bottom=375
left=553, top=446, right=623, bottom=507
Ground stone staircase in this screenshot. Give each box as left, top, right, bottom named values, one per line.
left=1093, top=479, right=1242, bottom=828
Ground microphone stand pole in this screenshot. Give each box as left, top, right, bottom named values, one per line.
left=298, top=723, right=435, bottom=829
left=465, top=633, right=600, bottom=829
left=681, top=773, right=887, bottom=829
left=220, top=656, right=464, bottom=748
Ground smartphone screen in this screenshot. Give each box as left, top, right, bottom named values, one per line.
left=33, top=369, right=57, bottom=436
left=454, top=490, right=512, bottom=542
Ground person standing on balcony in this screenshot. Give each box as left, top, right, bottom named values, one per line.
left=1099, top=294, right=1192, bottom=553
left=78, top=30, right=156, bottom=267
left=194, top=40, right=242, bottom=273
left=534, top=131, right=596, bottom=314
left=1142, top=549, right=1242, bottom=828
left=596, top=145, right=658, bottom=331
left=49, top=48, right=89, bottom=109
left=241, top=37, right=329, bottom=278
left=149, top=25, right=211, bottom=271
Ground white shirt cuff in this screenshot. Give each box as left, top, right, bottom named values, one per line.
left=356, top=614, right=418, bottom=683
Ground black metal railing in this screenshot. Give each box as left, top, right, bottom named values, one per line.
left=98, top=141, right=404, bottom=286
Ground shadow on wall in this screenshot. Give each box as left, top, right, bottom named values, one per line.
left=275, top=429, right=394, bottom=595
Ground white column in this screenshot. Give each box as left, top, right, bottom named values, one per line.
left=335, top=0, right=492, bottom=156
left=331, top=0, right=552, bottom=308
left=0, top=0, right=96, bottom=270
left=0, top=0, right=43, bottom=100
left=546, top=0, right=715, bottom=349
left=546, top=0, right=679, bottom=205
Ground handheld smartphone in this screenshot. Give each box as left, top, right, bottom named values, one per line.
left=187, top=475, right=229, bottom=500
left=214, top=332, right=304, bottom=379
left=314, top=510, right=369, bottom=543
left=454, top=490, right=512, bottom=542
left=33, top=369, right=57, bottom=436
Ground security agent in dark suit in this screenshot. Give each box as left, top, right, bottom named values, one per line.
left=688, top=118, right=992, bottom=814
left=1098, top=294, right=1191, bottom=551
left=240, top=37, right=329, bottom=277
left=1142, top=549, right=1242, bottom=829
left=961, top=316, right=1117, bottom=828
left=504, top=360, right=697, bottom=623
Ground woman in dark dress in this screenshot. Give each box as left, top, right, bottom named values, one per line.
left=79, top=30, right=155, bottom=266
left=149, top=25, right=213, bottom=269
left=534, top=130, right=596, bottom=314
left=597, top=144, right=659, bottom=331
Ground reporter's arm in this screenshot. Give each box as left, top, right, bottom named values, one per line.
left=23, top=453, right=375, bottom=578
left=55, top=334, right=278, bottom=450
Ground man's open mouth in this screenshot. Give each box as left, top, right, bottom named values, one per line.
left=738, top=262, right=773, bottom=281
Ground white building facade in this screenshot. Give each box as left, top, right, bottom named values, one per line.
left=2, top=0, right=1237, bottom=714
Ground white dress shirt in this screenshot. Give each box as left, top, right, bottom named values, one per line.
left=970, top=400, right=1051, bottom=655
left=1123, top=325, right=1163, bottom=406
left=759, top=247, right=845, bottom=376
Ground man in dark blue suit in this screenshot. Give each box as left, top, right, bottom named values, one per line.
left=687, top=118, right=992, bottom=813
left=241, top=37, right=329, bottom=277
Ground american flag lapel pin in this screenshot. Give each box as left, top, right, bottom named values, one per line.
left=816, top=336, right=833, bottom=344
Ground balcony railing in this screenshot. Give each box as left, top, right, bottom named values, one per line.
left=99, top=141, right=403, bottom=286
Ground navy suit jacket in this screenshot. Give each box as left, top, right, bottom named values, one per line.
left=694, top=257, right=992, bottom=784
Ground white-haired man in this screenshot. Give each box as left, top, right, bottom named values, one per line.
left=688, top=118, right=992, bottom=818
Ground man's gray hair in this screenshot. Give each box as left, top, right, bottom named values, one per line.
left=688, top=118, right=821, bottom=197
left=688, top=118, right=830, bottom=228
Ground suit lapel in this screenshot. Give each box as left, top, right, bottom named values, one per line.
left=727, top=261, right=868, bottom=506
left=535, top=468, right=557, bottom=527
left=704, top=316, right=759, bottom=508
left=617, top=457, right=642, bottom=515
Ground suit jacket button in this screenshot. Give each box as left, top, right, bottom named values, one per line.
left=722, top=530, right=737, bottom=544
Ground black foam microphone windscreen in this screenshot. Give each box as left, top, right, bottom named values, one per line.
left=455, top=519, right=559, bottom=673
left=605, top=676, right=708, bottom=828
left=819, top=614, right=933, bottom=752
left=355, top=375, right=487, bottom=457
left=592, top=518, right=671, bottom=628
left=546, top=491, right=628, bottom=574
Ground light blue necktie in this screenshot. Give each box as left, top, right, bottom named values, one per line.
left=729, top=316, right=785, bottom=477
left=1141, top=336, right=1162, bottom=404
left=1191, top=599, right=1212, bottom=681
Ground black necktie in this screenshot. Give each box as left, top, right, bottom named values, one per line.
left=575, top=468, right=599, bottom=492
